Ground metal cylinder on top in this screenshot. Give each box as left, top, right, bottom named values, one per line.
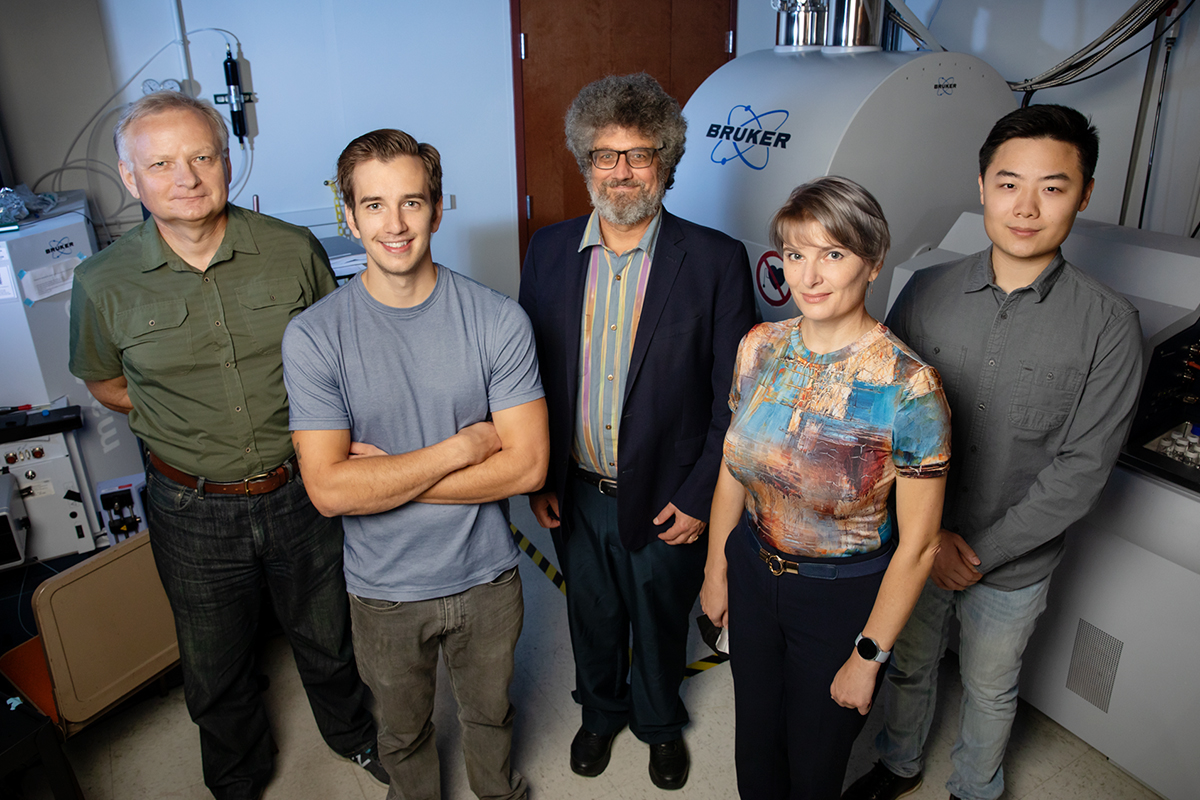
left=826, top=0, right=885, bottom=50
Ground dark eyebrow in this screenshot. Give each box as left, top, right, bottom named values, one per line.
left=993, top=169, right=1072, bottom=182
left=357, top=193, right=426, bottom=205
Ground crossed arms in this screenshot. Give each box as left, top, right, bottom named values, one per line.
left=294, top=398, right=549, bottom=517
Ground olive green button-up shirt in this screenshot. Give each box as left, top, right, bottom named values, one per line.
left=69, top=204, right=338, bottom=482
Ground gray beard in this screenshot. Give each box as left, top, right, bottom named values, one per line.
left=589, top=177, right=665, bottom=226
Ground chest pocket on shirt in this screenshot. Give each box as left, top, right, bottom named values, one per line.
left=1009, top=360, right=1083, bottom=431
left=235, top=277, right=305, bottom=355
left=114, top=300, right=194, bottom=376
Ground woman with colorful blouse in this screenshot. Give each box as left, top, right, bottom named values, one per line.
left=700, top=177, right=951, bottom=799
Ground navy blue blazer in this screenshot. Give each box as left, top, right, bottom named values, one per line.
left=519, top=209, right=756, bottom=551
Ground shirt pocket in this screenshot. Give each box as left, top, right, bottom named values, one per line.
left=235, top=277, right=305, bottom=355
left=114, top=300, right=194, bottom=376
left=1008, top=360, right=1083, bottom=431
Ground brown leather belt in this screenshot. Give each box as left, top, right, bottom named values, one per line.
left=148, top=451, right=297, bottom=495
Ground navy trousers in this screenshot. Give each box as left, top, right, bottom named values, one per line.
left=727, top=520, right=888, bottom=800
left=555, top=473, right=707, bottom=744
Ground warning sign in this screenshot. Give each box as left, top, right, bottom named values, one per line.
left=756, top=251, right=791, bottom=307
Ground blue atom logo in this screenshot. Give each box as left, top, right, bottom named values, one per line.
left=48, top=237, right=74, bottom=258
left=710, top=105, right=790, bottom=171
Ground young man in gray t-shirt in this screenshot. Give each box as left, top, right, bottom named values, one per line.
left=282, top=129, right=548, bottom=800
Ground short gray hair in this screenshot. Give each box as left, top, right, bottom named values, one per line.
left=114, top=91, right=229, bottom=163
left=770, top=176, right=890, bottom=266
left=565, top=73, right=687, bottom=190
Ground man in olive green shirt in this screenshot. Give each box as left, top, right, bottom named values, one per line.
left=68, top=92, right=382, bottom=800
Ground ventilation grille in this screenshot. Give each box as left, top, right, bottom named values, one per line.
left=1065, top=618, right=1123, bottom=713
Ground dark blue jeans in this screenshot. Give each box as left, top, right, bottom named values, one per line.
left=146, top=464, right=374, bottom=800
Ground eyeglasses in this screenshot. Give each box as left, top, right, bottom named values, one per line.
left=589, top=147, right=662, bottom=170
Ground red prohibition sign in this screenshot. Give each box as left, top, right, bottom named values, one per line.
left=756, top=251, right=791, bottom=307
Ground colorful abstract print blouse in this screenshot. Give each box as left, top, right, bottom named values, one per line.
left=725, top=320, right=951, bottom=558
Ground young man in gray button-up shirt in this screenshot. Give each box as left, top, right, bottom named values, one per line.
left=844, top=106, right=1143, bottom=800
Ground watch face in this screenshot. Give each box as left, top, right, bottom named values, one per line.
left=856, top=636, right=880, bottom=661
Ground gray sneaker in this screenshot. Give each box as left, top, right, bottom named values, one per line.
left=842, top=762, right=923, bottom=800
left=350, top=744, right=390, bottom=786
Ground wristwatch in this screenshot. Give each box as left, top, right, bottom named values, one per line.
left=855, top=633, right=891, bottom=663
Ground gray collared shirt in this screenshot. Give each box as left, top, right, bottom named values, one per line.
left=886, top=248, right=1143, bottom=590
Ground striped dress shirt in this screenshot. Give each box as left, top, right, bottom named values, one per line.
left=572, top=210, right=662, bottom=478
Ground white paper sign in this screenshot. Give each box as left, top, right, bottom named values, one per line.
left=18, top=254, right=80, bottom=304
left=0, top=243, right=16, bottom=301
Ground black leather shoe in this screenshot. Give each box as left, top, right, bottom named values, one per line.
left=648, top=738, right=689, bottom=790
left=842, top=761, right=923, bottom=800
left=570, top=727, right=619, bottom=777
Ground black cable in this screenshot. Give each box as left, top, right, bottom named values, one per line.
left=1191, top=218, right=1199, bottom=238
left=1056, top=0, right=1194, bottom=88
left=1138, top=37, right=1175, bottom=228
left=1021, top=90, right=1037, bottom=108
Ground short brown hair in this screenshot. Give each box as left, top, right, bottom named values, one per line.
left=336, top=129, right=442, bottom=213
left=770, top=176, right=890, bottom=266
left=114, top=91, right=228, bottom=163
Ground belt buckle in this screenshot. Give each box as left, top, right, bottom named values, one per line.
left=242, top=468, right=273, bottom=494
left=766, top=553, right=786, bottom=577
left=597, top=478, right=617, bottom=497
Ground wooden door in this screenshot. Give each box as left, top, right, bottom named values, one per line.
left=511, top=0, right=737, bottom=257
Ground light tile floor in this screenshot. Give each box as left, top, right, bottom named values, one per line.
left=19, top=498, right=1164, bottom=800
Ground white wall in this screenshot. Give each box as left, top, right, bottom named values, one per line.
left=18, top=0, right=522, bottom=298
left=736, top=0, right=1200, bottom=237
left=4, top=1, right=1198, bottom=303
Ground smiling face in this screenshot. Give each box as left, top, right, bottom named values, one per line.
left=118, top=108, right=230, bottom=229
left=979, top=136, right=1094, bottom=279
left=587, top=125, right=665, bottom=226
left=346, top=155, right=442, bottom=284
left=782, top=218, right=881, bottom=329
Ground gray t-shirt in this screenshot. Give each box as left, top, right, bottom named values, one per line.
left=282, top=265, right=543, bottom=601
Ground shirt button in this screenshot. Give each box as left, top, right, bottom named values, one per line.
left=1000, top=312, right=1008, bottom=319
left=225, top=362, right=232, bottom=368
left=933, top=346, right=940, bottom=354
left=215, top=320, right=222, bottom=327
left=148, top=320, right=156, bottom=327
left=978, top=402, right=986, bottom=410
left=607, top=374, right=614, bottom=381
left=610, top=324, right=617, bottom=331
left=245, top=447, right=251, bottom=453
left=609, top=461, right=615, bottom=467
left=235, top=406, right=242, bottom=412
left=269, top=295, right=275, bottom=301
left=970, top=445, right=978, bottom=453
left=204, top=277, right=210, bottom=283
left=605, top=424, right=612, bottom=430
left=989, top=359, right=996, bottom=366
left=614, top=274, right=622, bottom=281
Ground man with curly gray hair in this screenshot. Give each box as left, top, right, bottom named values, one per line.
left=519, top=73, right=755, bottom=791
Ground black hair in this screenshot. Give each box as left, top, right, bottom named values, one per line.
left=979, top=104, right=1099, bottom=186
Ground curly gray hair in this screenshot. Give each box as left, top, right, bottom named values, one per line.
left=565, top=73, right=687, bottom=190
